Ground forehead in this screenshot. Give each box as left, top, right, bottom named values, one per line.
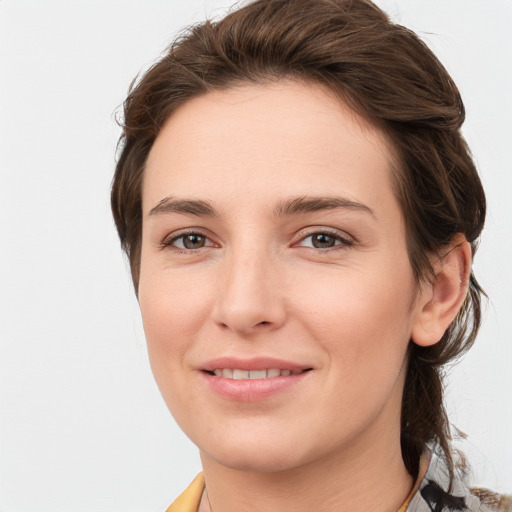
left=143, top=81, right=397, bottom=217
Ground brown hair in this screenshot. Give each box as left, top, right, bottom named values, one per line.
left=111, top=0, right=486, bottom=478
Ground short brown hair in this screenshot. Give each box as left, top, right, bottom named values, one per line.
left=111, top=0, right=486, bottom=477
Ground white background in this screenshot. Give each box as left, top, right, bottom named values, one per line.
left=0, top=1, right=511, bottom=510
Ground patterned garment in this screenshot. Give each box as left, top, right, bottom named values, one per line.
left=407, top=448, right=511, bottom=512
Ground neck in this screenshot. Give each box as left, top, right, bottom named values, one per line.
left=199, top=425, right=413, bottom=512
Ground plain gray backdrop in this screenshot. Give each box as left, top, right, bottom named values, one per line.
left=1, top=1, right=511, bottom=510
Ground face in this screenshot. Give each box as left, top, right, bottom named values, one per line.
left=139, top=81, right=424, bottom=473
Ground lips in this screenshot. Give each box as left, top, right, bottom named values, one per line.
left=209, top=368, right=305, bottom=379
left=199, top=357, right=313, bottom=401
left=201, top=357, right=311, bottom=375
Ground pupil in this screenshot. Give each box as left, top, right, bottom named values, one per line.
left=313, top=233, right=334, bottom=248
left=184, top=234, right=205, bottom=249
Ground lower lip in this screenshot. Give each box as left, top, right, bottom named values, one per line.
left=201, top=371, right=310, bottom=401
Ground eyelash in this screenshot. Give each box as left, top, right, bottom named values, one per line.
left=296, top=229, right=354, bottom=250
left=160, top=229, right=215, bottom=253
left=160, top=228, right=354, bottom=253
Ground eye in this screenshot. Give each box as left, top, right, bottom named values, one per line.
left=177, top=234, right=207, bottom=249
left=297, top=231, right=353, bottom=249
left=163, top=232, right=215, bottom=250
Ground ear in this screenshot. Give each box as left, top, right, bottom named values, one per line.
left=411, top=234, right=472, bottom=347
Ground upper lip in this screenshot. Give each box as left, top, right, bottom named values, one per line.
left=200, top=356, right=312, bottom=372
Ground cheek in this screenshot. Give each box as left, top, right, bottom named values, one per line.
left=294, top=263, right=415, bottom=375
left=138, top=264, right=213, bottom=369
left=137, top=268, right=216, bottom=421
left=292, top=268, right=415, bottom=437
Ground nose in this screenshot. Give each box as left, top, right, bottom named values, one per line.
left=212, top=248, right=287, bottom=335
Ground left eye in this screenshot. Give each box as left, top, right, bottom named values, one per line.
left=298, top=232, right=351, bottom=249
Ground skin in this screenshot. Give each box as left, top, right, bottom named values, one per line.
left=138, top=81, right=470, bottom=512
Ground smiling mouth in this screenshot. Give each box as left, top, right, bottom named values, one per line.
left=204, top=368, right=312, bottom=379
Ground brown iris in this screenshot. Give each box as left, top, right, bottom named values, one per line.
left=182, top=234, right=206, bottom=249
left=311, top=233, right=337, bottom=248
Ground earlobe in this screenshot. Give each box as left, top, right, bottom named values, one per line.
left=411, top=235, right=472, bottom=347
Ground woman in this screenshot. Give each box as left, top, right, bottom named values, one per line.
left=111, top=0, right=510, bottom=510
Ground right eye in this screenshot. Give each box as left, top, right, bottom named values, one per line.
left=166, top=233, right=213, bottom=250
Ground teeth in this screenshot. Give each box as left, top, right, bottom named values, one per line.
left=211, top=368, right=301, bottom=379
left=249, top=370, right=267, bottom=379
left=233, top=369, right=249, bottom=380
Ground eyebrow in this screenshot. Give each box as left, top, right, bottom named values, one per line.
left=148, top=195, right=374, bottom=218
left=273, top=196, right=375, bottom=217
left=148, top=197, right=218, bottom=217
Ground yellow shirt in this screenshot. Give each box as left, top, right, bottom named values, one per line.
left=166, top=473, right=205, bottom=512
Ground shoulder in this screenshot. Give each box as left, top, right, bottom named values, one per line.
left=407, top=449, right=511, bottom=512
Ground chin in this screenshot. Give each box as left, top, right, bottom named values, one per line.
left=203, top=443, right=309, bottom=474
left=195, top=423, right=339, bottom=475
